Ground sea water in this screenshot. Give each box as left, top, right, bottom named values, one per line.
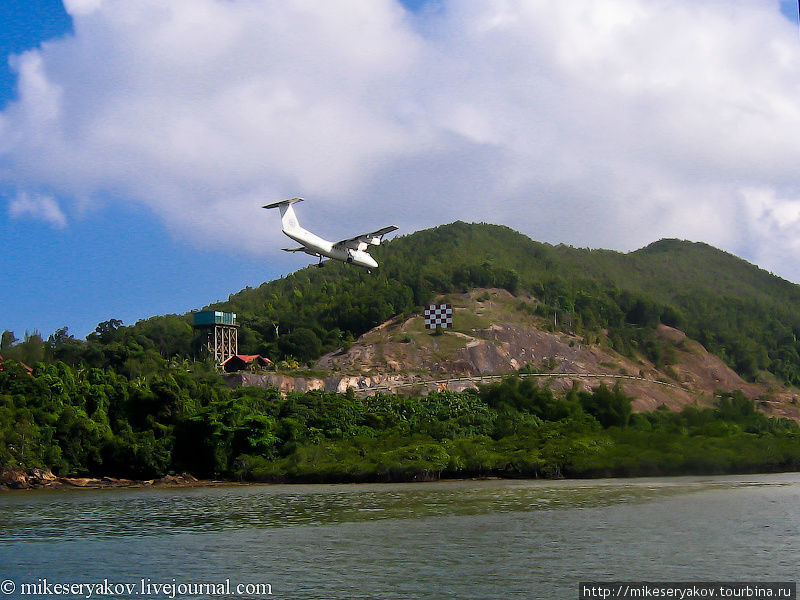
left=1, top=474, right=798, bottom=599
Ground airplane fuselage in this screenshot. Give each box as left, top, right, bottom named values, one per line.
left=284, top=228, right=378, bottom=269
left=264, top=198, right=393, bottom=270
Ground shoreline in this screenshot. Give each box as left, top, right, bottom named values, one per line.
left=0, top=469, right=223, bottom=491
left=0, top=468, right=506, bottom=491
left=3, top=467, right=799, bottom=492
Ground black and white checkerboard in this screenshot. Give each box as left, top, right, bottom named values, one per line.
left=424, top=304, right=453, bottom=329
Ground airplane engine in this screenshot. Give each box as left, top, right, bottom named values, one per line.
left=357, top=241, right=368, bottom=252
left=369, top=237, right=381, bottom=246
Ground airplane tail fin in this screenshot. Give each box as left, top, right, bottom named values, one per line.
left=263, top=198, right=304, bottom=233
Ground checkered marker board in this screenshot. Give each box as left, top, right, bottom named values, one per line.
left=424, top=304, right=453, bottom=329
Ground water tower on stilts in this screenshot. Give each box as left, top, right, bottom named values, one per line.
left=192, top=311, right=238, bottom=366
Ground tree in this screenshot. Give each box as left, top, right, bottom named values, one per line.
left=1, top=330, right=18, bottom=352
left=278, top=328, right=322, bottom=362
left=91, top=319, right=124, bottom=344
left=3, top=331, right=45, bottom=365
left=579, top=383, right=632, bottom=428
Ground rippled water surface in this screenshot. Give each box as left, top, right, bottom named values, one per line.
left=1, top=474, right=798, bottom=599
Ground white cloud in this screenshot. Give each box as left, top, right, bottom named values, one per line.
left=62, top=0, right=104, bottom=16
left=3, top=0, right=800, bottom=279
left=8, top=192, right=68, bottom=228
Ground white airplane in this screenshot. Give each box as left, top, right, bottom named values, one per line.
left=263, top=198, right=398, bottom=270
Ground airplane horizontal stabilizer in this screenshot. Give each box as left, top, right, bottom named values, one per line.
left=263, top=198, right=304, bottom=210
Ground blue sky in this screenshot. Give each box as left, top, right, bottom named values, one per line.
left=0, top=0, right=71, bottom=109
left=1, top=0, right=437, bottom=340
left=781, top=0, right=799, bottom=20
left=0, top=1, right=287, bottom=338
left=3, top=0, right=800, bottom=340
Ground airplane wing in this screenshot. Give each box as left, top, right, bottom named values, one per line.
left=333, top=226, right=398, bottom=250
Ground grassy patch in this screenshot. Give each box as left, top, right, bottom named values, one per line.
left=452, top=311, right=492, bottom=332
left=430, top=331, right=470, bottom=357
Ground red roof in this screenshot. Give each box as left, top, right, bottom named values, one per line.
left=221, top=354, right=273, bottom=371
left=222, top=354, right=272, bottom=365
left=0, top=356, right=33, bottom=375
left=239, top=354, right=269, bottom=362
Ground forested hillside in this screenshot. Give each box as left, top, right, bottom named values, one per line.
left=5, top=221, right=800, bottom=482
left=5, top=221, right=800, bottom=387
left=216, top=224, right=800, bottom=385
left=2, top=358, right=798, bottom=482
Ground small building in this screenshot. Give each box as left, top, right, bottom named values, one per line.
left=221, top=354, right=273, bottom=373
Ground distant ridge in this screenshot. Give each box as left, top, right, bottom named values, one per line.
left=114, top=221, right=800, bottom=388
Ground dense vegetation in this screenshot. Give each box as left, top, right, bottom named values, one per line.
left=6, top=222, right=800, bottom=386
left=2, top=360, right=798, bottom=481
left=4, top=222, right=800, bottom=482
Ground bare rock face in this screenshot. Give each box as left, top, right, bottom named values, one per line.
left=0, top=469, right=204, bottom=491
left=225, top=372, right=325, bottom=393
left=153, top=473, right=199, bottom=485
left=0, top=469, right=30, bottom=489
left=229, top=289, right=800, bottom=421
left=230, top=371, right=430, bottom=396
left=1, top=468, right=60, bottom=489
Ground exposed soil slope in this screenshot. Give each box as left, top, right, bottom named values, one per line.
left=312, top=289, right=800, bottom=419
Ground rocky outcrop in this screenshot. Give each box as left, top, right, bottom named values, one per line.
left=0, top=469, right=200, bottom=490
left=227, top=372, right=447, bottom=396
left=225, top=289, right=800, bottom=420
left=0, top=468, right=58, bottom=489
left=152, top=473, right=199, bottom=486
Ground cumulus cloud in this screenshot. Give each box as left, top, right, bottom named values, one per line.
left=2, top=0, right=800, bottom=278
left=8, top=192, right=68, bottom=228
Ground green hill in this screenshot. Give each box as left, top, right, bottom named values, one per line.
left=204, top=222, right=800, bottom=386
left=25, top=221, right=800, bottom=386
